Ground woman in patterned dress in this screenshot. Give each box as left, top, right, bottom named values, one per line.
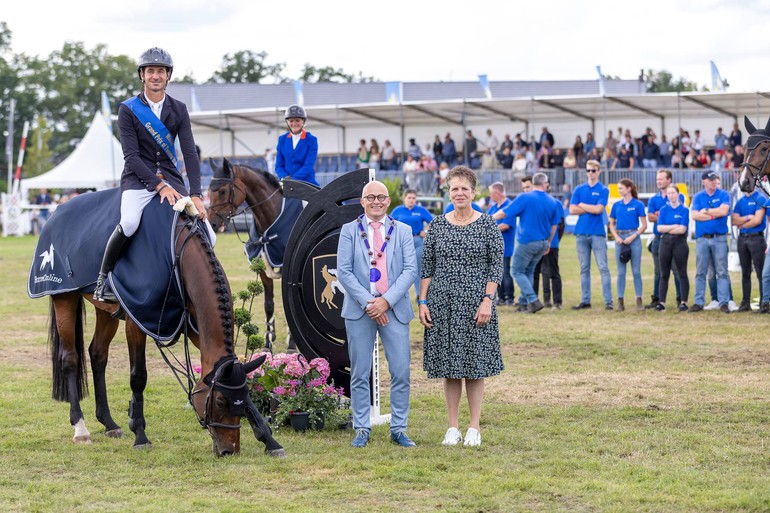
left=418, top=166, right=504, bottom=447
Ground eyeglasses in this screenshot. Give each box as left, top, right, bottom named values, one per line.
left=586, top=168, right=600, bottom=173
left=363, top=194, right=389, bottom=202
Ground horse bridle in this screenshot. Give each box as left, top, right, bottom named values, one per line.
left=208, top=175, right=282, bottom=228
left=740, top=139, right=770, bottom=196
left=191, top=359, right=246, bottom=431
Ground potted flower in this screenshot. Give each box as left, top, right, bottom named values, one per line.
left=245, top=352, right=348, bottom=431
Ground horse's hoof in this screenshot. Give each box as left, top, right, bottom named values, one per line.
left=133, top=442, right=153, bottom=450
left=105, top=428, right=124, bottom=438
left=73, top=435, right=92, bottom=444
left=266, top=448, right=286, bottom=458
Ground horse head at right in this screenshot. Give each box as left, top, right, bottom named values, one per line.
left=739, top=115, right=770, bottom=193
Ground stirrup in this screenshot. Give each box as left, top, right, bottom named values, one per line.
left=93, top=274, right=116, bottom=303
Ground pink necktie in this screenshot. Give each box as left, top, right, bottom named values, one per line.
left=370, top=221, right=389, bottom=295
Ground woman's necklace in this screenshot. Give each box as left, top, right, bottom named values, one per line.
left=454, top=209, right=474, bottom=224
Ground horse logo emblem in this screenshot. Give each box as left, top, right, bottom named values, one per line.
left=39, top=243, right=55, bottom=271
left=319, top=264, right=345, bottom=309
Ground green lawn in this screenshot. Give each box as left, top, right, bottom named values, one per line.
left=1, top=233, right=769, bottom=512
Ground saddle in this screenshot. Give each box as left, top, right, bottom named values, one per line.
left=28, top=189, right=212, bottom=341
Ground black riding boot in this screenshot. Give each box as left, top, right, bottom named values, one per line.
left=94, top=225, right=129, bottom=302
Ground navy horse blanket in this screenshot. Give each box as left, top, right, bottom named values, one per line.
left=245, top=197, right=303, bottom=268
left=28, top=188, right=210, bottom=341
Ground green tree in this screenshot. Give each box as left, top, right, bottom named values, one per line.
left=31, top=42, right=135, bottom=155
left=209, top=50, right=288, bottom=84
left=299, top=64, right=376, bottom=83
left=645, top=69, right=706, bottom=93
left=24, top=115, right=53, bottom=178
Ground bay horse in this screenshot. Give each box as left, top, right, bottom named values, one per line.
left=207, top=159, right=294, bottom=352
left=48, top=214, right=285, bottom=457
left=739, top=115, right=770, bottom=195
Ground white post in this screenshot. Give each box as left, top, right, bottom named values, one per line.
left=367, top=167, right=391, bottom=426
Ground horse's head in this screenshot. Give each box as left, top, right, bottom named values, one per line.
left=739, top=115, right=770, bottom=194
left=191, top=354, right=266, bottom=456
left=207, top=158, right=247, bottom=232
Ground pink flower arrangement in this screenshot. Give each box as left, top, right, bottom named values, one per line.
left=245, top=352, right=348, bottom=428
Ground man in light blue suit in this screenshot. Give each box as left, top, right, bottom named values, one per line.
left=336, top=180, right=418, bottom=448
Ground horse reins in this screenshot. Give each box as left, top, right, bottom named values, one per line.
left=208, top=176, right=282, bottom=230
left=152, top=215, right=244, bottom=432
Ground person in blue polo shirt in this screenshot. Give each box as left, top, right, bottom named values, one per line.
left=492, top=172, right=559, bottom=313
left=609, top=179, right=647, bottom=311
left=569, top=159, right=613, bottom=310
left=646, top=169, right=683, bottom=309
left=655, top=185, right=691, bottom=311
left=487, top=182, right=516, bottom=305
left=689, top=170, right=731, bottom=313
left=731, top=190, right=766, bottom=312
left=390, top=189, right=434, bottom=301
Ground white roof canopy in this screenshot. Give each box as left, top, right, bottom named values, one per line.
left=21, top=112, right=123, bottom=195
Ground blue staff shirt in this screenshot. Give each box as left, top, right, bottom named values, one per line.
left=733, top=191, right=766, bottom=234
left=658, top=203, right=689, bottom=232
left=571, top=181, right=609, bottom=236
left=648, top=191, right=685, bottom=236
left=489, top=198, right=516, bottom=257
left=691, top=188, right=731, bottom=238
left=390, top=204, right=434, bottom=236
left=610, top=198, right=646, bottom=231
left=504, top=190, right=560, bottom=245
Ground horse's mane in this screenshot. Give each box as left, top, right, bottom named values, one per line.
left=190, top=224, right=234, bottom=355
left=212, top=161, right=282, bottom=191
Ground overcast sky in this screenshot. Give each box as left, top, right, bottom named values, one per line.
left=4, top=0, right=769, bottom=92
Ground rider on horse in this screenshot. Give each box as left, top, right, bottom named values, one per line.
left=275, top=104, right=320, bottom=187
left=94, top=47, right=207, bottom=302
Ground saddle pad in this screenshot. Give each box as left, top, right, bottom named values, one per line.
left=28, top=188, right=208, bottom=341
left=245, top=197, right=303, bottom=268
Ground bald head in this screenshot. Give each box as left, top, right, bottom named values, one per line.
left=362, top=180, right=388, bottom=197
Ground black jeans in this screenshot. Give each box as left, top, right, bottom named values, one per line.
left=534, top=248, right=561, bottom=304
left=737, top=233, right=766, bottom=304
left=500, top=256, right=514, bottom=301
left=651, top=235, right=681, bottom=301
left=659, top=235, right=689, bottom=304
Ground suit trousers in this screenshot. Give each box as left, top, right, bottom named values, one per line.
left=345, top=312, right=411, bottom=433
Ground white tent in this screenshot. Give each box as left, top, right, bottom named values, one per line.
left=21, top=111, right=123, bottom=196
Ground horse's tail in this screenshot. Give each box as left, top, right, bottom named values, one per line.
left=49, top=297, right=88, bottom=401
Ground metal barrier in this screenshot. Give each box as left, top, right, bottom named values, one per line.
left=318, top=167, right=740, bottom=200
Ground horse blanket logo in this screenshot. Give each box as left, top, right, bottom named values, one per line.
left=39, top=244, right=54, bottom=271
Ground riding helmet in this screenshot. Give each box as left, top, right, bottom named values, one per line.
left=137, top=47, right=174, bottom=79
left=284, top=104, right=307, bottom=120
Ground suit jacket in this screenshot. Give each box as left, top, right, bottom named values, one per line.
left=118, top=93, right=201, bottom=196
left=275, top=130, right=319, bottom=186
left=336, top=216, right=417, bottom=324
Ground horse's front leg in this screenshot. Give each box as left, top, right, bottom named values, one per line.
left=261, top=272, right=276, bottom=353
left=89, top=306, right=123, bottom=438
left=126, top=320, right=151, bottom=449
left=244, top=395, right=285, bottom=458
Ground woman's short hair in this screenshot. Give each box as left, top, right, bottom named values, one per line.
left=446, top=166, right=477, bottom=189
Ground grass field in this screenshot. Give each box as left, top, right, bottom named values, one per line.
left=1, top=233, right=769, bottom=512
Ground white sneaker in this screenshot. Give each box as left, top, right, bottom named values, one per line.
left=728, top=300, right=739, bottom=312
left=463, top=428, right=481, bottom=447
left=442, top=427, right=463, bottom=446
left=704, top=300, right=720, bottom=311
